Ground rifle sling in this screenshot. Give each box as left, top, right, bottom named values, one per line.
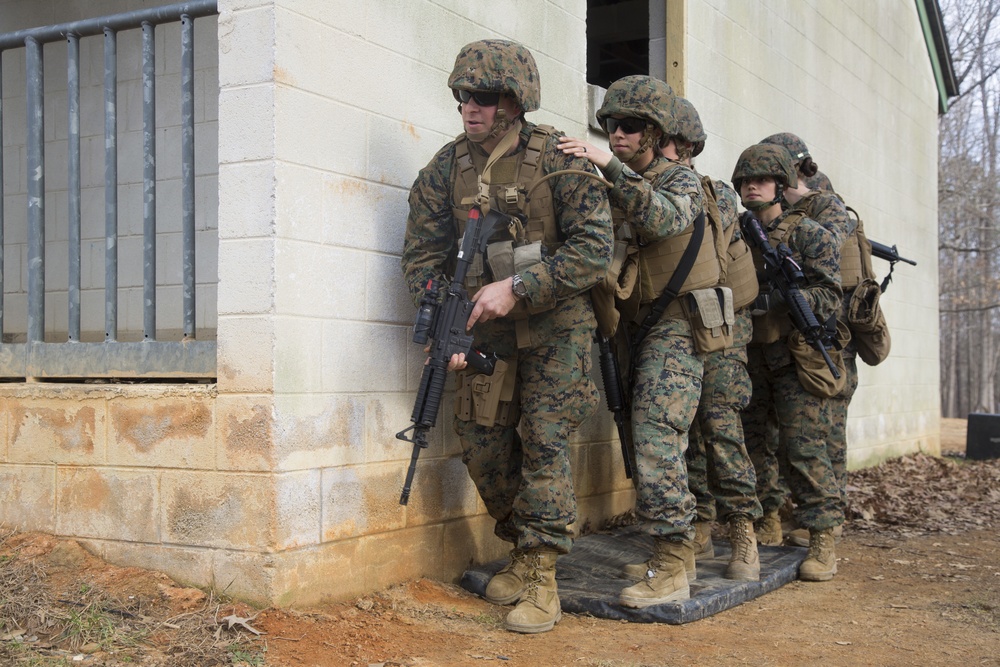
left=631, top=211, right=706, bottom=350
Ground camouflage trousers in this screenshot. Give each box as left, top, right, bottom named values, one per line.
left=742, top=348, right=843, bottom=530
left=630, top=317, right=702, bottom=542
left=828, top=352, right=858, bottom=509
left=453, top=304, right=599, bottom=555
left=686, top=319, right=762, bottom=524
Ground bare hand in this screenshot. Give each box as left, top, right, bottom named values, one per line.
left=424, top=345, right=468, bottom=372
left=467, top=278, right=518, bottom=329
left=558, top=136, right=612, bottom=170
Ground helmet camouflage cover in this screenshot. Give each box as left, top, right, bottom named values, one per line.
left=448, top=39, right=540, bottom=112
left=731, top=143, right=798, bottom=190
left=760, top=132, right=810, bottom=164
left=596, top=75, right=677, bottom=137
left=673, top=97, right=706, bottom=156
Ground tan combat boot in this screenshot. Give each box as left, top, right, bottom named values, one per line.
left=724, top=515, right=760, bottom=581
left=484, top=547, right=529, bottom=605
left=622, top=543, right=697, bottom=582
left=788, top=524, right=842, bottom=547
left=693, top=521, right=715, bottom=560
left=755, top=509, right=783, bottom=546
left=619, top=538, right=693, bottom=608
left=798, top=528, right=837, bottom=581
left=504, top=548, right=561, bottom=633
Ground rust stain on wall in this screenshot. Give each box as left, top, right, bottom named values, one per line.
left=11, top=404, right=97, bottom=454
left=167, top=484, right=244, bottom=542
left=226, top=404, right=274, bottom=460
left=59, top=470, right=111, bottom=512
left=114, top=402, right=211, bottom=453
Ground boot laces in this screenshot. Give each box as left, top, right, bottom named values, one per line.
left=732, top=520, right=751, bottom=561
left=499, top=548, right=527, bottom=575
left=808, top=531, right=833, bottom=561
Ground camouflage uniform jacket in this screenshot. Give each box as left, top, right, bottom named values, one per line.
left=755, top=209, right=842, bottom=370
left=606, top=155, right=704, bottom=246
left=788, top=189, right=855, bottom=249
left=401, top=121, right=614, bottom=320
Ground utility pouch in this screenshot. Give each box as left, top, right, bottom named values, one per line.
left=684, top=287, right=735, bottom=354
left=848, top=278, right=891, bottom=366
left=787, top=320, right=850, bottom=398
left=591, top=239, right=635, bottom=337
left=460, top=233, right=487, bottom=292
left=454, top=360, right=520, bottom=427
left=751, top=287, right=784, bottom=345
left=486, top=240, right=515, bottom=282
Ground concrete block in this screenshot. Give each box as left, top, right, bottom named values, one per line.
left=7, top=396, right=107, bottom=465
left=217, top=238, right=274, bottom=314
left=160, top=470, right=274, bottom=550
left=321, top=320, right=407, bottom=393
left=211, top=548, right=279, bottom=607
left=269, top=538, right=367, bottom=606
left=273, top=316, right=324, bottom=394
left=271, top=393, right=367, bottom=470
left=274, top=86, right=366, bottom=176
left=0, top=464, right=56, bottom=533
left=83, top=538, right=214, bottom=592
left=273, top=240, right=365, bottom=320
left=218, top=6, right=275, bottom=88
left=366, top=252, right=415, bottom=326
left=218, top=84, right=275, bottom=163
left=321, top=463, right=406, bottom=542
left=319, top=173, right=409, bottom=255
left=402, top=455, right=480, bottom=527
left=108, top=393, right=215, bottom=469
left=56, top=467, right=159, bottom=542
left=272, top=162, right=322, bottom=243
left=440, top=514, right=508, bottom=584
left=215, top=393, right=275, bottom=471
left=274, top=469, right=322, bottom=549
left=365, top=390, right=445, bottom=465
left=360, top=524, right=446, bottom=591
left=218, top=162, right=276, bottom=240
left=216, top=315, right=275, bottom=392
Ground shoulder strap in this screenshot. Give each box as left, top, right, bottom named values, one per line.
left=631, top=211, right=706, bottom=349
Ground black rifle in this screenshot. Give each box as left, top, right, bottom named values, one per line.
left=596, top=333, right=633, bottom=479
left=869, top=240, right=917, bottom=292
left=396, top=207, right=501, bottom=505
left=739, top=211, right=840, bottom=379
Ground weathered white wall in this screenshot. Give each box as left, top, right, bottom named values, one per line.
left=0, top=0, right=219, bottom=342
left=684, top=0, right=942, bottom=466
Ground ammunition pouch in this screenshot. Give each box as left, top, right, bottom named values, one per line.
left=848, top=278, right=891, bottom=366
left=750, top=287, right=791, bottom=344
left=454, top=359, right=520, bottom=427
left=684, top=287, right=735, bottom=354
left=840, top=233, right=864, bottom=291
left=788, top=319, right=850, bottom=398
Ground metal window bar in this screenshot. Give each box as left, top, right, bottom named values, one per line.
left=0, top=0, right=218, bottom=378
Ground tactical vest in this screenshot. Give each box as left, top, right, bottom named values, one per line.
left=612, top=160, right=721, bottom=305
left=451, top=125, right=560, bottom=261
left=750, top=210, right=807, bottom=344
left=719, top=228, right=759, bottom=310
left=841, top=205, right=877, bottom=290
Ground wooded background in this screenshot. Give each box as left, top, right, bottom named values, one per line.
left=938, top=0, right=1000, bottom=417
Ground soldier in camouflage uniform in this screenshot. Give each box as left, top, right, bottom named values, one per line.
left=560, top=76, right=714, bottom=606
left=669, top=97, right=763, bottom=581
left=733, top=144, right=844, bottom=581
left=760, top=133, right=855, bottom=547
left=401, top=39, right=613, bottom=633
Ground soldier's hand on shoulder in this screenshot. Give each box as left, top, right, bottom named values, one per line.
left=558, top=136, right=612, bottom=170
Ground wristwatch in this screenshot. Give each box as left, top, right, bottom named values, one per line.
left=511, top=274, right=528, bottom=300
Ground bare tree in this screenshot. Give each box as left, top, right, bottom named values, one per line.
left=939, top=0, right=1000, bottom=416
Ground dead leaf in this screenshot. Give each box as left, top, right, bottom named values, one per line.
left=218, top=613, right=263, bottom=636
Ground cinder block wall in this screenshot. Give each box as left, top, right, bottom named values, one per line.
left=685, top=0, right=942, bottom=467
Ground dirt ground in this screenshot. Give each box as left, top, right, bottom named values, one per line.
left=2, top=418, right=998, bottom=667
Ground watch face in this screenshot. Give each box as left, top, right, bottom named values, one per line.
left=512, top=275, right=528, bottom=298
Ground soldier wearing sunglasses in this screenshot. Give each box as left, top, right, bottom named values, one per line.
left=560, top=76, right=722, bottom=608
left=401, top=39, right=613, bottom=634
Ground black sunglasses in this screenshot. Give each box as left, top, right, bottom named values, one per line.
left=604, top=117, right=647, bottom=135
left=453, top=89, right=501, bottom=107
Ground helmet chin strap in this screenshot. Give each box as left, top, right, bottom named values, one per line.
left=608, top=126, right=657, bottom=164
left=462, top=106, right=518, bottom=144
left=742, top=185, right=784, bottom=212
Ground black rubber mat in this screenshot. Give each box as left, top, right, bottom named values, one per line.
left=459, top=526, right=808, bottom=624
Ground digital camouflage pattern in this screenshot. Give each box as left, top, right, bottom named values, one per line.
left=761, top=132, right=810, bottom=163
left=742, top=208, right=844, bottom=528
left=673, top=97, right=707, bottom=157
left=731, top=143, right=798, bottom=191
left=448, top=39, right=541, bottom=112
left=615, top=157, right=706, bottom=542
left=686, top=178, right=760, bottom=524
left=828, top=354, right=858, bottom=510
left=805, top=169, right=836, bottom=192
left=401, top=113, right=613, bottom=553
left=743, top=352, right=843, bottom=530
left=596, top=75, right=677, bottom=138
left=788, top=189, right=856, bottom=248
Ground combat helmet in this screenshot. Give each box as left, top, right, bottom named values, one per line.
left=760, top=133, right=810, bottom=164
left=596, top=75, right=676, bottom=138
left=448, top=39, right=540, bottom=113
left=673, top=97, right=707, bottom=157
left=732, top=144, right=798, bottom=210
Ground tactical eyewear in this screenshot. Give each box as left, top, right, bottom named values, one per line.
left=453, top=89, right=501, bottom=107
left=604, top=117, right=647, bottom=135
